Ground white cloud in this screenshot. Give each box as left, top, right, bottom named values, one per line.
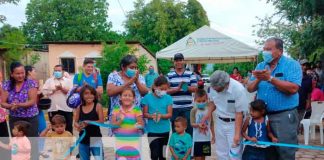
left=0, top=1, right=27, bottom=26
left=198, top=0, right=275, bottom=47
left=108, top=0, right=134, bottom=31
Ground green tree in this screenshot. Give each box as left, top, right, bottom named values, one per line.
left=98, top=41, right=129, bottom=88
left=0, top=0, right=19, bottom=4
left=186, top=0, right=209, bottom=31
left=213, top=52, right=263, bottom=76
left=254, top=0, right=324, bottom=60
left=29, top=52, right=41, bottom=65
left=0, top=24, right=29, bottom=65
left=137, top=55, right=151, bottom=74
left=125, top=0, right=209, bottom=74
left=23, top=0, right=112, bottom=44
left=97, top=41, right=128, bottom=107
left=0, top=0, right=20, bottom=23
left=158, top=59, right=173, bottom=75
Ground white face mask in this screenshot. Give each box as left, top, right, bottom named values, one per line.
left=155, top=89, right=167, bottom=97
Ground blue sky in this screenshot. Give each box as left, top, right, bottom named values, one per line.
left=0, top=0, right=275, bottom=47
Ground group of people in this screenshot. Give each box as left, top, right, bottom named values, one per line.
left=297, top=59, right=324, bottom=122
left=0, top=37, right=322, bottom=160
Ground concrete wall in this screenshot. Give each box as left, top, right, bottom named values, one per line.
left=128, top=44, right=158, bottom=73
left=48, top=43, right=103, bottom=76
left=31, top=51, right=49, bottom=81
left=47, top=43, right=157, bottom=78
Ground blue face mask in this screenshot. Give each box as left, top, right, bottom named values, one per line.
left=53, top=71, right=62, bottom=79
left=126, top=68, right=136, bottom=78
left=149, top=68, right=154, bottom=74
left=262, top=51, right=273, bottom=63
left=247, top=72, right=252, bottom=78
left=196, top=102, right=207, bottom=109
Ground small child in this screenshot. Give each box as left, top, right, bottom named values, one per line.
left=74, top=85, right=104, bottom=160
left=142, top=76, right=173, bottom=160
left=169, top=117, right=192, bottom=160
left=190, top=89, right=215, bottom=160
left=40, top=114, right=73, bottom=159
left=0, top=121, right=31, bottom=160
left=242, top=99, right=278, bottom=160
left=111, top=87, right=144, bottom=160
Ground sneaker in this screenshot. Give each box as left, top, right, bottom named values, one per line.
left=39, top=152, right=49, bottom=158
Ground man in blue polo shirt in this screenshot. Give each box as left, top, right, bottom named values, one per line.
left=167, top=53, right=197, bottom=135
left=247, top=37, right=302, bottom=160
left=73, top=59, right=103, bottom=96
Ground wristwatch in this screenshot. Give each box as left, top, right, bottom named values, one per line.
left=268, top=76, right=274, bottom=83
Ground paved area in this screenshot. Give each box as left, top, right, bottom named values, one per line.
left=39, top=128, right=324, bottom=160
left=296, top=134, right=324, bottom=160
left=39, top=108, right=324, bottom=160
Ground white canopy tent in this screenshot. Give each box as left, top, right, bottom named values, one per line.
left=156, top=25, right=259, bottom=64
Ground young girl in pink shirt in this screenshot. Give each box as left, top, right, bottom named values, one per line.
left=0, top=121, right=31, bottom=160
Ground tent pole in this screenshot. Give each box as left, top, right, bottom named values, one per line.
left=155, top=55, right=158, bottom=74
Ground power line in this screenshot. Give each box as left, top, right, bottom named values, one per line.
left=117, top=0, right=127, bottom=17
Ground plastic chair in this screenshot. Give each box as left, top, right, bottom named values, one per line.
left=300, top=101, right=324, bottom=145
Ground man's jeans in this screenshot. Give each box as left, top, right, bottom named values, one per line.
left=268, top=108, right=299, bottom=160
left=79, top=140, right=104, bottom=160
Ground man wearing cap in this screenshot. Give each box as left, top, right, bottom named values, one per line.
left=247, top=37, right=302, bottom=160
left=297, top=59, right=313, bottom=124
left=145, top=65, right=159, bottom=90
left=208, top=70, right=248, bottom=160
left=167, top=53, right=197, bottom=135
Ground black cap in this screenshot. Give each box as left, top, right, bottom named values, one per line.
left=174, top=53, right=184, bottom=61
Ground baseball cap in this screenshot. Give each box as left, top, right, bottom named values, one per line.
left=174, top=53, right=184, bottom=61
left=299, top=59, right=308, bottom=65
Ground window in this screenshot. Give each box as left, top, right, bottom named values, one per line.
left=61, top=58, right=75, bottom=73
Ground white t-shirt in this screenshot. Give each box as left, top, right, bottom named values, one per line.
left=209, top=78, right=249, bottom=118
left=42, top=77, right=73, bottom=112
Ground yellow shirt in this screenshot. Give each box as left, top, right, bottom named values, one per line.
left=46, top=131, right=73, bottom=159
left=46, top=131, right=72, bottom=137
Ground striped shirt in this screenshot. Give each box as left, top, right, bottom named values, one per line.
left=112, top=105, right=142, bottom=137
left=167, top=70, right=197, bottom=108
left=112, top=106, right=142, bottom=159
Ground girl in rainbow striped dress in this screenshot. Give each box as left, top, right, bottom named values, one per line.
left=111, top=87, right=144, bottom=160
